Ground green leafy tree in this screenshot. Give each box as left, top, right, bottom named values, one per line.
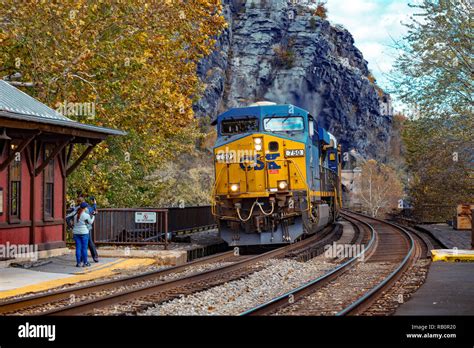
left=391, top=0, right=472, bottom=117
left=0, top=0, right=226, bottom=207
left=402, top=115, right=473, bottom=221
left=391, top=0, right=473, bottom=221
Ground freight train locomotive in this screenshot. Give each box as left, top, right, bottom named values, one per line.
left=211, top=102, right=342, bottom=246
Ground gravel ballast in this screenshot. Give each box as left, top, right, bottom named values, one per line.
left=140, top=257, right=336, bottom=316
left=276, top=261, right=397, bottom=315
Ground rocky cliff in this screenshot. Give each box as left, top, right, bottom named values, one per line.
left=195, top=0, right=394, bottom=160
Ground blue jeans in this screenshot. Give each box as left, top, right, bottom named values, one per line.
left=73, top=234, right=89, bottom=264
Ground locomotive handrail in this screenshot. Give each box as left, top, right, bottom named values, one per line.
left=271, top=158, right=311, bottom=213
left=211, top=165, right=227, bottom=216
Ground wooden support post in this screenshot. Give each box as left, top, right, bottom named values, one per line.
left=66, top=143, right=97, bottom=177
left=34, top=140, right=69, bottom=176
left=57, top=147, right=67, bottom=178
left=0, top=139, right=10, bottom=158
left=30, top=140, right=38, bottom=246
left=24, top=145, right=34, bottom=176
left=56, top=144, right=70, bottom=242
left=61, top=147, right=67, bottom=243
left=66, top=143, right=74, bottom=164
left=0, top=134, right=37, bottom=172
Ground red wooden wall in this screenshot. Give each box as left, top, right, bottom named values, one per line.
left=0, top=145, right=65, bottom=248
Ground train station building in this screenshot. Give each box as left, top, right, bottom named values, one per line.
left=0, top=80, right=124, bottom=258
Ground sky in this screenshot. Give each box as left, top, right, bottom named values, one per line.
left=325, top=0, right=416, bottom=111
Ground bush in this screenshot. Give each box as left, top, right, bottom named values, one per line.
left=367, top=73, right=376, bottom=84
left=314, top=3, right=327, bottom=19
left=273, top=44, right=295, bottom=69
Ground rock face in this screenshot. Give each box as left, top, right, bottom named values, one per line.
left=195, top=0, right=394, bottom=160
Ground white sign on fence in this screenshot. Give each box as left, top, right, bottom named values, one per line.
left=135, top=212, right=157, bottom=223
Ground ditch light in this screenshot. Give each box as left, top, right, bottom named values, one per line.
left=230, top=183, right=240, bottom=192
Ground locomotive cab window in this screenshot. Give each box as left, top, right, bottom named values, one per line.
left=263, top=116, right=304, bottom=133
left=221, top=118, right=259, bottom=135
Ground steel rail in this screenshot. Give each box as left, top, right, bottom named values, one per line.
left=239, top=212, right=376, bottom=315
left=39, top=224, right=339, bottom=316
left=336, top=210, right=416, bottom=316
left=0, top=250, right=236, bottom=315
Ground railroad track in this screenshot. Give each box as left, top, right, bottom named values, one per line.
left=0, top=249, right=237, bottom=315
left=240, top=210, right=422, bottom=316
left=1, top=224, right=340, bottom=316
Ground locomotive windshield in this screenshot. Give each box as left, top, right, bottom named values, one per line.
left=264, top=116, right=304, bottom=132
left=221, top=118, right=259, bottom=135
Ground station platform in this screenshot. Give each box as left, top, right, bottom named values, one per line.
left=0, top=253, right=156, bottom=300
left=0, top=230, right=226, bottom=300
left=394, top=223, right=474, bottom=315
left=396, top=262, right=474, bottom=315
left=416, top=223, right=471, bottom=249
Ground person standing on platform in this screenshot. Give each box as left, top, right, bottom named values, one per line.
left=72, top=202, right=95, bottom=267
left=66, top=193, right=100, bottom=262
left=87, top=196, right=99, bottom=262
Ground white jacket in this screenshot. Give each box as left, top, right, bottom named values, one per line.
left=72, top=211, right=95, bottom=235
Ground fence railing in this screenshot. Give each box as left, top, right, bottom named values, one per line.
left=167, top=206, right=217, bottom=235
left=91, top=206, right=217, bottom=246
left=93, top=208, right=168, bottom=246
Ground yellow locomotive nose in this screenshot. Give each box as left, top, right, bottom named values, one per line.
left=213, top=133, right=307, bottom=198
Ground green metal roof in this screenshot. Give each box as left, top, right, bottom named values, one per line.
left=0, top=80, right=125, bottom=136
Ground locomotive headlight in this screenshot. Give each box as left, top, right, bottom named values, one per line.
left=278, top=180, right=288, bottom=190
left=254, top=137, right=263, bottom=151
left=230, top=183, right=240, bottom=192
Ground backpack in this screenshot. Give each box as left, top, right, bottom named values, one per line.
left=66, top=212, right=77, bottom=229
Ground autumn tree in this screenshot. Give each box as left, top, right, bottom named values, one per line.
left=391, top=0, right=471, bottom=117
left=314, top=1, right=327, bottom=19
left=0, top=0, right=226, bottom=207
left=356, top=160, right=404, bottom=218
left=402, top=116, right=473, bottom=221
left=391, top=0, right=473, bottom=221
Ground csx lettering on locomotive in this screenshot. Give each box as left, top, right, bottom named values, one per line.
left=239, top=153, right=281, bottom=171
